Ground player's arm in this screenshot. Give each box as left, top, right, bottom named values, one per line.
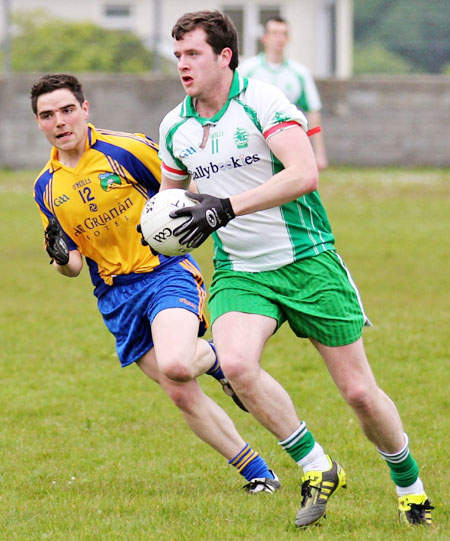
left=159, top=171, right=191, bottom=191
left=230, top=125, right=318, bottom=215
left=44, top=217, right=83, bottom=277
left=171, top=125, right=318, bottom=248
left=306, top=111, right=328, bottom=171
left=53, top=249, right=83, bottom=277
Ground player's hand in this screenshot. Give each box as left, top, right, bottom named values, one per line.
left=44, top=217, right=69, bottom=265
left=136, top=224, right=159, bottom=256
left=170, top=191, right=235, bottom=249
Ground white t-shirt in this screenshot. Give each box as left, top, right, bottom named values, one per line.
left=239, top=53, right=321, bottom=112
left=159, top=72, right=334, bottom=272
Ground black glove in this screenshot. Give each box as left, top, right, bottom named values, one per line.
left=136, top=223, right=148, bottom=246
left=45, top=217, right=69, bottom=265
left=136, top=224, right=158, bottom=256
left=170, top=191, right=235, bottom=249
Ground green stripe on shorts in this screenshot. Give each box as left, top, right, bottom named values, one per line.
left=208, top=250, right=366, bottom=347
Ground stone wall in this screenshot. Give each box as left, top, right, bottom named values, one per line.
left=318, top=76, right=450, bottom=166
left=1, top=73, right=449, bottom=169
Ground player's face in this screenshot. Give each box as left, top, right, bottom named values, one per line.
left=262, top=21, right=289, bottom=55
left=36, top=88, right=89, bottom=154
left=174, top=28, right=229, bottom=100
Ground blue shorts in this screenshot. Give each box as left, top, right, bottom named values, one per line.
left=98, top=256, right=208, bottom=367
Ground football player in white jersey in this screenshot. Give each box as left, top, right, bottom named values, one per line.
left=158, top=10, right=432, bottom=528
left=239, top=16, right=328, bottom=171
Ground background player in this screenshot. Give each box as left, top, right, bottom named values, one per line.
left=158, top=10, right=432, bottom=528
left=31, top=73, right=280, bottom=494
left=239, top=16, right=328, bottom=170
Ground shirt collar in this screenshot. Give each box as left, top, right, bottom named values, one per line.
left=49, top=123, right=96, bottom=171
left=261, top=52, right=287, bottom=69
left=180, top=71, right=248, bottom=125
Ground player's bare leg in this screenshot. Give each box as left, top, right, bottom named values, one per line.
left=151, top=308, right=215, bottom=382
left=136, top=311, right=279, bottom=489
left=212, top=312, right=301, bottom=440
left=213, top=312, right=346, bottom=526
left=138, top=347, right=246, bottom=458
left=311, top=337, right=405, bottom=452
left=312, top=337, right=432, bottom=525
left=150, top=307, right=246, bottom=410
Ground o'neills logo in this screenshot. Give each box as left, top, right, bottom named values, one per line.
left=191, top=153, right=260, bottom=180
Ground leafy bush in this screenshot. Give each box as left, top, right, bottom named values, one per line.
left=353, top=44, right=415, bottom=75
left=10, top=10, right=162, bottom=73
left=354, top=0, right=450, bottom=74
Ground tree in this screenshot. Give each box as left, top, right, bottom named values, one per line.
left=9, top=10, right=172, bottom=73
left=354, top=0, right=450, bottom=74
left=353, top=45, right=414, bottom=75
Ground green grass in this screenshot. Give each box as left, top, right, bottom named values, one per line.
left=0, top=167, right=448, bottom=539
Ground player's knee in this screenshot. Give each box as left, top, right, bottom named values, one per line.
left=160, top=359, right=196, bottom=382
left=343, top=383, right=378, bottom=413
left=219, top=351, right=256, bottom=383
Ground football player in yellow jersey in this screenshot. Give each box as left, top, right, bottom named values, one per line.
left=31, top=73, right=281, bottom=494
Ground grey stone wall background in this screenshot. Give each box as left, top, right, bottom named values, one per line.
left=1, top=73, right=449, bottom=169
left=319, top=76, right=450, bottom=167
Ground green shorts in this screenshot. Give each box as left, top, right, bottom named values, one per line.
left=208, top=251, right=368, bottom=347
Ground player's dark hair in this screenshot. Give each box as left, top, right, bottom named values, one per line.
left=264, top=16, right=288, bottom=30
left=172, top=10, right=239, bottom=71
left=30, top=74, right=85, bottom=114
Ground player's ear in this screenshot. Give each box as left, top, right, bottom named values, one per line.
left=220, top=47, right=233, bottom=68
left=35, top=115, right=44, bottom=131
left=82, top=100, right=90, bottom=120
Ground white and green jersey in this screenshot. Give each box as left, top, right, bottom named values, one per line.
left=239, top=53, right=321, bottom=112
left=159, top=71, right=334, bottom=272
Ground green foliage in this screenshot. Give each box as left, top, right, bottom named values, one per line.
left=10, top=10, right=154, bottom=73
left=353, top=44, right=415, bottom=75
left=354, top=0, right=450, bottom=73
left=442, top=63, right=450, bottom=76
left=0, top=167, right=449, bottom=538
left=354, top=0, right=400, bottom=42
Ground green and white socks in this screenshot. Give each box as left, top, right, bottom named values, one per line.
left=377, top=433, right=424, bottom=497
left=280, top=425, right=424, bottom=497
left=278, top=422, right=330, bottom=472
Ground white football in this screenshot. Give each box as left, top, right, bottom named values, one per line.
left=140, top=189, right=197, bottom=256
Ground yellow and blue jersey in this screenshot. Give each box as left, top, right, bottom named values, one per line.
left=34, top=124, right=180, bottom=297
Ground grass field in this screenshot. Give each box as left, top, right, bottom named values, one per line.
left=0, top=167, right=448, bottom=540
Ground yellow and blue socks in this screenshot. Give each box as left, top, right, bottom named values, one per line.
left=378, top=433, right=423, bottom=496
left=206, top=341, right=226, bottom=381
left=229, top=443, right=275, bottom=481
left=278, top=422, right=329, bottom=472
